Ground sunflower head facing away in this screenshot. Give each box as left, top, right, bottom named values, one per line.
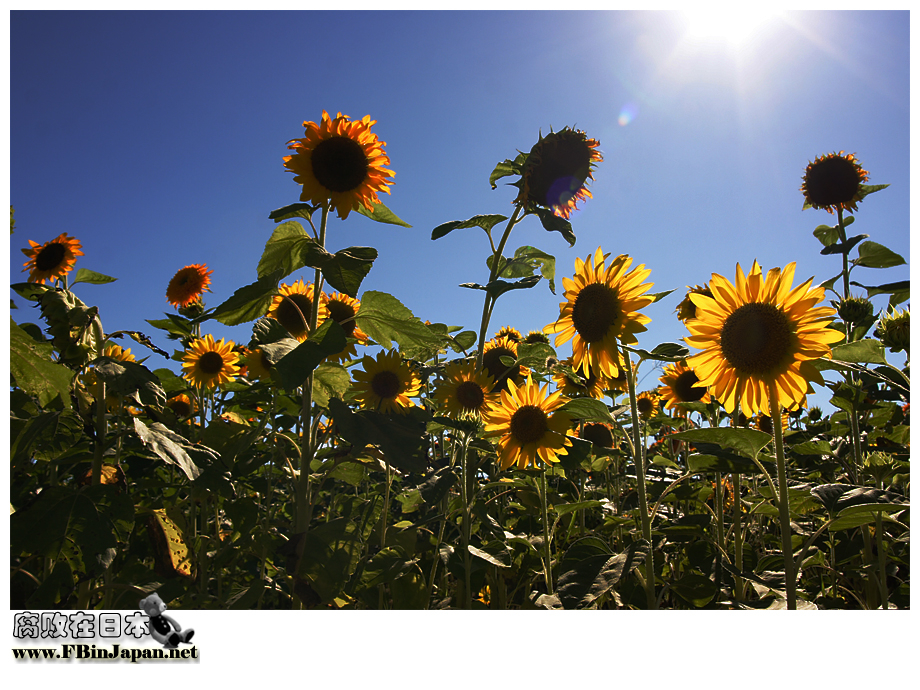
left=434, top=361, right=496, bottom=418
left=801, top=151, right=870, bottom=213
left=352, top=349, right=421, bottom=415
left=545, top=248, right=654, bottom=380
left=513, top=128, right=602, bottom=219
left=21, top=233, right=84, bottom=285
left=684, top=260, right=845, bottom=418
left=658, top=360, right=710, bottom=415
left=483, top=375, right=572, bottom=471
left=267, top=279, right=329, bottom=342
left=182, top=335, right=240, bottom=390
left=321, top=291, right=369, bottom=362
left=675, top=285, right=714, bottom=323
left=166, top=264, right=213, bottom=308
left=284, top=110, right=395, bottom=220
left=580, top=421, right=615, bottom=449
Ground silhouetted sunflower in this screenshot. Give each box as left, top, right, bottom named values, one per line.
left=21, top=233, right=84, bottom=284
left=801, top=151, right=869, bottom=213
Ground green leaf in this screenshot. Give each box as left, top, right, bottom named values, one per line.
left=648, top=289, right=676, bottom=304
left=322, top=246, right=378, bottom=298
left=687, top=452, right=767, bottom=475
left=355, top=290, right=446, bottom=354
left=533, top=207, right=575, bottom=246
left=93, top=358, right=167, bottom=408
left=354, top=200, right=411, bottom=227
left=447, top=329, right=477, bottom=353
left=829, top=503, right=907, bottom=531
left=859, top=183, right=890, bottom=197
left=820, top=234, right=868, bottom=256
left=257, top=221, right=330, bottom=280
left=489, top=245, right=557, bottom=294
left=552, top=500, right=603, bottom=517
left=561, top=398, right=614, bottom=424
left=671, top=427, right=772, bottom=461
left=12, top=409, right=84, bottom=467
left=851, top=240, right=906, bottom=269
left=468, top=544, right=511, bottom=568
left=671, top=572, right=720, bottom=608
left=273, top=320, right=347, bottom=390
left=268, top=202, right=317, bottom=223
left=295, top=518, right=364, bottom=603
left=851, top=279, right=909, bottom=299
left=146, top=313, right=195, bottom=340
left=489, top=154, right=525, bottom=189
left=71, top=268, right=117, bottom=285
left=626, top=342, right=690, bottom=362
left=10, top=282, right=52, bottom=302
left=514, top=341, right=556, bottom=369
left=132, top=418, right=214, bottom=480
left=312, top=362, right=351, bottom=408
left=555, top=538, right=649, bottom=610
left=461, top=275, right=542, bottom=299
left=10, top=320, right=74, bottom=408
left=813, top=224, right=840, bottom=247
left=831, top=339, right=888, bottom=365
left=208, top=269, right=284, bottom=326
left=431, top=214, right=507, bottom=241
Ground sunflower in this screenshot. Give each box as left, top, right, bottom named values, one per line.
left=545, top=248, right=654, bottom=380
left=434, top=361, right=496, bottom=418
left=21, top=233, right=84, bottom=284
left=658, top=361, right=710, bottom=415
left=242, top=346, right=273, bottom=380
left=580, top=421, right=615, bottom=449
left=514, top=128, right=602, bottom=219
left=352, top=350, right=421, bottom=414
left=181, top=335, right=240, bottom=390
left=494, top=325, right=523, bottom=343
left=874, top=306, right=909, bottom=354
left=102, top=344, right=137, bottom=363
left=166, top=264, right=213, bottom=308
left=684, top=260, right=845, bottom=418
left=481, top=335, right=526, bottom=392
left=266, top=279, right=329, bottom=342
left=522, top=330, right=550, bottom=345
left=552, top=357, right=609, bottom=400
left=744, top=411, right=789, bottom=436
left=636, top=390, right=660, bottom=419
left=321, top=291, right=369, bottom=362
left=283, top=110, right=394, bottom=220
left=482, top=375, right=573, bottom=471
left=675, top=285, right=713, bottom=323
left=166, top=393, right=198, bottom=419
left=801, top=151, right=870, bottom=213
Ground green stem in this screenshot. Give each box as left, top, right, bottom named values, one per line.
left=836, top=205, right=851, bottom=299
left=768, top=384, right=796, bottom=609
left=622, top=348, right=656, bottom=609
left=458, top=433, right=473, bottom=609
left=732, top=473, right=744, bottom=599
left=875, top=512, right=889, bottom=609
left=540, top=467, right=554, bottom=596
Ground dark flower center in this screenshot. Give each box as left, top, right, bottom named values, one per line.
left=168, top=399, right=192, bottom=417
left=673, top=370, right=707, bottom=403
left=720, top=303, right=794, bottom=377
left=371, top=370, right=401, bottom=400
left=756, top=415, right=773, bottom=434
left=455, top=380, right=485, bottom=411
left=198, top=351, right=225, bottom=375
left=36, top=243, right=67, bottom=271
left=582, top=422, right=614, bottom=448
left=276, top=293, right=313, bottom=337
left=525, top=131, right=593, bottom=208
left=326, top=299, right=357, bottom=337
left=482, top=346, right=519, bottom=391
left=311, top=136, right=369, bottom=193
left=637, top=396, right=655, bottom=416
left=805, top=156, right=862, bottom=207
left=572, top=283, right=620, bottom=343
left=510, top=405, right=549, bottom=445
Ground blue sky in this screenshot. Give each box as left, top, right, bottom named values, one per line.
left=8, top=10, right=911, bottom=410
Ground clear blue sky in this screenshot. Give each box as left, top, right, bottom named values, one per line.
left=8, top=10, right=911, bottom=410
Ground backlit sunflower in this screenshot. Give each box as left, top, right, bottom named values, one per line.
left=321, top=291, right=369, bottom=362
left=242, top=346, right=273, bottom=380
left=483, top=375, right=573, bottom=471
left=482, top=335, right=526, bottom=392
left=352, top=350, right=421, bottom=414
left=744, top=411, right=789, bottom=436
left=166, top=393, right=198, bottom=419
left=658, top=361, right=710, bottom=415
left=266, top=279, right=329, bottom=342
left=166, top=264, right=213, bottom=308
left=801, top=151, right=870, bottom=213
left=494, top=325, right=523, bottom=343
left=684, top=260, right=844, bottom=418
left=434, top=361, right=496, bottom=418
left=284, top=110, right=394, bottom=220
left=636, top=390, right=660, bottom=419
left=552, top=357, right=609, bottom=400
left=522, top=330, right=550, bottom=345
left=544, top=248, right=654, bottom=380
left=580, top=421, right=615, bottom=449
left=102, top=344, right=136, bottom=363
left=675, top=285, right=713, bottom=322
left=513, top=128, right=602, bottom=219
left=21, top=233, right=84, bottom=284
left=182, top=335, right=240, bottom=390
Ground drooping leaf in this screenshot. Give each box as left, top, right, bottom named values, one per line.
left=533, top=207, right=576, bottom=246
left=147, top=508, right=195, bottom=578
left=355, top=200, right=412, bottom=227
left=257, top=222, right=330, bottom=280
left=93, top=358, right=167, bottom=408
left=820, top=234, right=868, bottom=256
left=321, top=246, right=378, bottom=298
left=488, top=245, right=557, bottom=294
left=431, top=214, right=507, bottom=241
left=831, top=339, right=888, bottom=365
left=489, top=154, right=525, bottom=189
left=268, top=202, right=317, bottom=223
left=132, top=418, right=212, bottom=480
left=10, top=319, right=74, bottom=408
left=209, top=269, right=284, bottom=326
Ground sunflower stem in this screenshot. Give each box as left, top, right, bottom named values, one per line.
left=540, top=466, right=554, bottom=596
left=458, top=432, right=473, bottom=609
left=836, top=205, right=851, bottom=300
left=622, top=346, right=656, bottom=609
left=768, top=384, right=796, bottom=609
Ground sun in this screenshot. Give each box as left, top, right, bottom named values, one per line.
left=681, top=9, right=778, bottom=47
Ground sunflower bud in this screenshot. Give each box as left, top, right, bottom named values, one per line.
left=807, top=407, right=824, bottom=423
left=833, top=296, right=874, bottom=325
left=874, top=306, right=910, bottom=353
left=178, top=297, right=206, bottom=319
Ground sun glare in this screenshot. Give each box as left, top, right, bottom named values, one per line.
left=681, top=9, right=777, bottom=47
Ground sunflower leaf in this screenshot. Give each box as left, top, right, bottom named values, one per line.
left=257, top=222, right=333, bottom=280
left=209, top=269, right=285, bottom=326
left=648, top=289, right=676, bottom=304
left=484, top=275, right=541, bottom=299
left=326, top=398, right=428, bottom=474
left=625, top=342, right=689, bottom=362
left=355, top=201, right=412, bottom=228
left=10, top=319, right=74, bottom=409
left=533, top=207, right=576, bottom=246
left=432, top=214, right=507, bottom=241
left=355, top=290, right=447, bottom=354
left=10, top=282, right=52, bottom=302
left=820, top=234, right=868, bottom=256
left=488, top=245, right=557, bottom=294
left=859, top=183, right=890, bottom=197
left=851, top=240, right=906, bottom=268
left=561, top=398, right=614, bottom=425
left=70, top=268, right=117, bottom=286
left=489, top=155, right=525, bottom=190
left=671, top=428, right=772, bottom=462
left=830, top=339, right=889, bottom=365
left=321, top=246, right=377, bottom=298
left=132, top=418, right=207, bottom=480
left=93, top=358, right=167, bottom=408
left=268, top=202, right=318, bottom=223
left=850, top=279, right=910, bottom=298
left=272, top=320, right=346, bottom=390
left=312, top=362, right=351, bottom=408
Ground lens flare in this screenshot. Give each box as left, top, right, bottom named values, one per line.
left=618, top=102, right=638, bottom=126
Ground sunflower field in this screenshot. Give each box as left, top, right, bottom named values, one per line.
left=10, top=112, right=910, bottom=611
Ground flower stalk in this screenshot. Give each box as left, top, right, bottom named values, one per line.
left=768, top=383, right=796, bottom=609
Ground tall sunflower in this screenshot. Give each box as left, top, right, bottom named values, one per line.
left=21, top=233, right=84, bottom=284
left=513, top=128, right=602, bottom=219
left=434, top=361, right=496, bottom=418
left=352, top=350, right=421, bottom=414
left=658, top=360, right=710, bottom=415
left=684, top=260, right=845, bottom=417
left=481, top=335, right=526, bottom=392
left=320, top=291, right=369, bottom=362
left=284, top=110, right=395, bottom=220
left=545, top=248, right=654, bottom=380
left=482, top=375, right=573, bottom=471
left=266, top=279, right=329, bottom=342
left=801, top=151, right=870, bottom=213
left=182, top=335, right=240, bottom=390
left=166, top=264, right=213, bottom=308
